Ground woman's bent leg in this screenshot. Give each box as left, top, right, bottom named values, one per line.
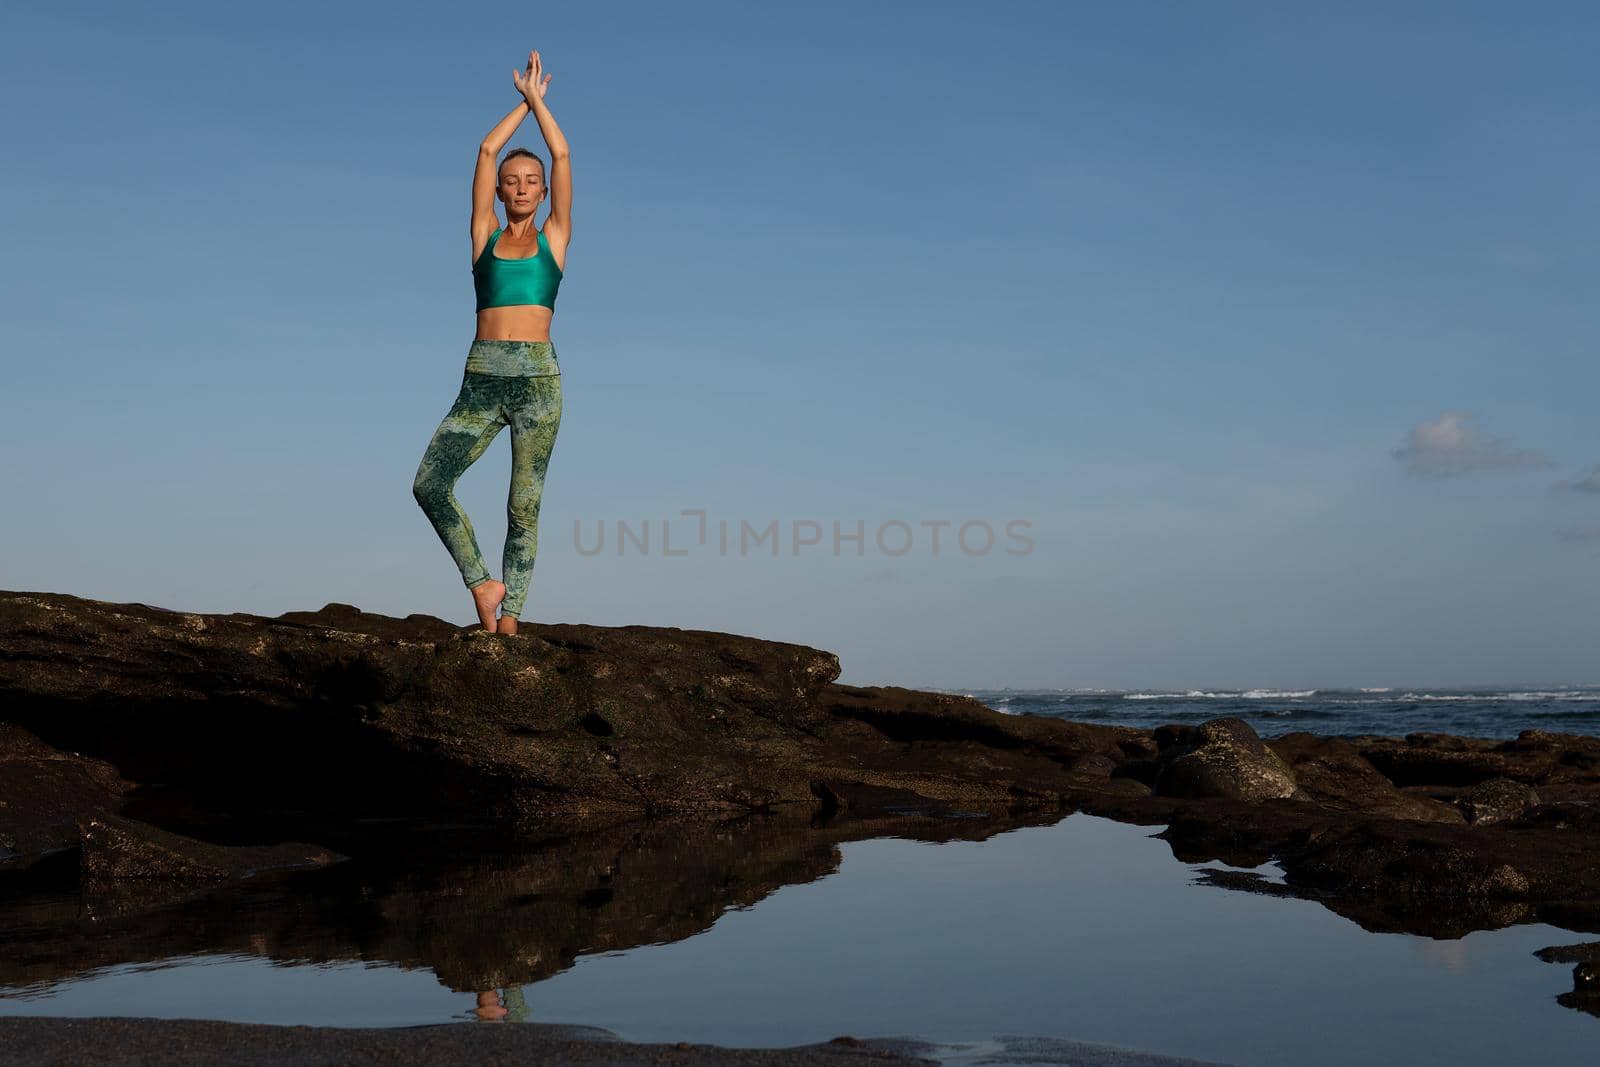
left=412, top=373, right=510, bottom=589
left=501, top=374, right=563, bottom=619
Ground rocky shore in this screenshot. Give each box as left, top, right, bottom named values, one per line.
left=3, top=590, right=1599, bottom=1019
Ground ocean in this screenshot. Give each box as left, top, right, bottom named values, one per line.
left=954, top=686, right=1600, bottom=739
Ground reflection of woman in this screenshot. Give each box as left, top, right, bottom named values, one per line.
left=472, top=986, right=531, bottom=1023
left=413, top=49, right=573, bottom=635
left=473, top=989, right=508, bottom=1021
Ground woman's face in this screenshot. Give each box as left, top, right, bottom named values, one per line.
left=498, top=160, right=546, bottom=214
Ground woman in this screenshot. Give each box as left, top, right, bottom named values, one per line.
left=413, top=49, right=572, bottom=635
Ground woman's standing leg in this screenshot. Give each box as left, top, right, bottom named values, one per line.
left=500, top=373, right=564, bottom=625
left=412, top=372, right=511, bottom=627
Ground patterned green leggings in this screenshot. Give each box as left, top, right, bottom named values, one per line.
left=412, top=340, right=563, bottom=620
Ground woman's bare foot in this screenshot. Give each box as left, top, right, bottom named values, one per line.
left=470, top=579, right=506, bottom=630
left=496, top=614, right=519, bottom=636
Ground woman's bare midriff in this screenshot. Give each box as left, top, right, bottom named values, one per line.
left=475, top=305, right=554, bottom=343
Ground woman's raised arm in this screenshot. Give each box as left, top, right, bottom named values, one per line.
left=472, top=100, right=529, bottom=242
left=514, top=50, right=572, bottom=239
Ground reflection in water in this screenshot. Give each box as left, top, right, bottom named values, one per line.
left=474, top=990, right=505, bottom=1022
left=471, top=986, right=531, bottom=1023
left=0, top=806, right=1061, bottom=996
left=1, top=810, right=1598, bottom=1065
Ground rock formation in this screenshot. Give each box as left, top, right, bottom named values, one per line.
left=4, top=589, right=1600, bottom=1000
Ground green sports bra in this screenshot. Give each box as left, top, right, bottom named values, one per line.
left=473, top=226, right=563, bottom=311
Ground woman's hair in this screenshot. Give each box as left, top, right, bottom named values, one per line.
left=498, top=147, right=547, bottom=184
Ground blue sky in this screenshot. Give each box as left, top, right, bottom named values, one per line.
left=3, top=1, right=1598, bottom=689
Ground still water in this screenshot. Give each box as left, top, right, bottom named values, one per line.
left=0, top=813, right=1593, bottom=1066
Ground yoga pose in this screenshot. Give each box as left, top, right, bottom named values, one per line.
left=413, top=50, right=571, bottom=635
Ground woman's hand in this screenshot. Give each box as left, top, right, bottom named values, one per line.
left=512, top=50, right=551, bottom=105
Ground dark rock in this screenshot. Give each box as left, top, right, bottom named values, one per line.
left=1509, top=802, right=1600, bottom=832
left=1458, top=778, right=1540, bottom=825
left=1, top=722, right=341, bottom=895
left=1103, top=776, right=1154, bottom=798
left=1283, top=821, right=1532, bottom=897
left=1110, top=758, right=1163, bottom=787
left=1153, top=717, right=1297, bottom=802
left=5, top=589, right=1600, bottom=943
left=1553, top=959, right=1600, bottom=1019
left=0, top=592, right=1126, bottom=833
left=1556, top=991, right=1600, bottom=1019
left=1267, top=732, right=1461, bottom=823
left=79, top=814, right=342, bottom=885
left=1354, top=731, right=1591, bottom=789
left=1066, top=753, right=1117, bottom=777
left=0, top=724, right=132, bottom=869
left=1534, top=941, right=1600, bottom=965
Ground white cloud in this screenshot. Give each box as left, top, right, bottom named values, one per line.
left=1391, top=412, right=1552, bottom=478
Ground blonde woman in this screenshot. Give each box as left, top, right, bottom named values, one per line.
left=413, top=50, right=571, bottom=635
